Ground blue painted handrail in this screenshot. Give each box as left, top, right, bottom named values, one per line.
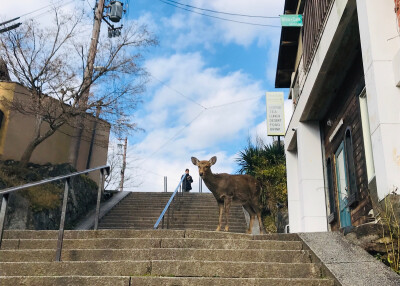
left=154, top=174, right=186, bottom=229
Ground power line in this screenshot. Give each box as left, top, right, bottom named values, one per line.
left=158, top=0, right=280, bottom=28
left=139, top=110, right=205, bottom=163
left=28, top=1, right=76, bottom=21
left=207, top=95, right=262, bottom=110
left=1, top=0, right=76, bottom=24
left=17, top=0, right=66, bottom=19
left=163, top=0, right=280, bottom=19
left=150, top=74, right=208, bottom=110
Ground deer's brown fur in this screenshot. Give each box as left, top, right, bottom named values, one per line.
left=191, top=156, right=265, bottom=234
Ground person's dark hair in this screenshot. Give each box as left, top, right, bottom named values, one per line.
left=185, top=168, right=189, bottom=172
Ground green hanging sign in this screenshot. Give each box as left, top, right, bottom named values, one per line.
left=280, top=15, right=303, bottom=27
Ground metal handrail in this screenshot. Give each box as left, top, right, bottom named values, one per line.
left=0, top=165, right=109, bottom=195
left=0, top=165, right=110, bottom=261
left=154, top=174, right=185, bottom=229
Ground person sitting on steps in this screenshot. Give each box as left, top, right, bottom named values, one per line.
left=181, top=168, right=193, bottom=192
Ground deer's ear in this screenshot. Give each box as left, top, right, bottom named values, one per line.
left=191, top=157, right=199, bottom=166
left=209, top=156, right=217, bottom=165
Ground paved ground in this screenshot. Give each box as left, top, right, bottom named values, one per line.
left=299, top=232, right=400, bottom=286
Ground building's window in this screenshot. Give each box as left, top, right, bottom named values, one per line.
left=326, top=157, right=336, bottom=223
left=344, top=128, right=358, bottom=207
left=359, top=91, right=375, bottom=182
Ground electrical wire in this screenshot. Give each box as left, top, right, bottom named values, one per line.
left=207, top=95, right=262, bottom=110
left=163, top=0, right=280, bottom=19
left=150, top=74, right=208, bottom=110
left=151, top=74, right=263, bottom=110
left=28, top=1, right=76, bottom=21
left=158, top=0, right=280, bottom=28
left=139, top=110, right=205, bottom=163
left=14, top=0, right=67, bottom=19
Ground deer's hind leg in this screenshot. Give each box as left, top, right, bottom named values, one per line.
left=256, top=210, right=266, bottom=234
left=216, top=202, right=224, bottom=231
left=223, top=196, right=233, bottom=232
left=243, top=204, right=256, bottom=234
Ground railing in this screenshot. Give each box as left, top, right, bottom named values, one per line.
left=0, top=165, right=110, bottom=261
left=154, top=174, right=186, bottom=230
left=303, top=0, right=334, bottom=70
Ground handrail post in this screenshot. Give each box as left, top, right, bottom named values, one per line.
left=0, top=193, right=9, bottom=249
left=55, top=178, right=70, bottom=262
left=199, top=176, right=203, bottom=193
left=164, top=176, right=167, bottom=192
left=94, top=169, right=105, bottom=230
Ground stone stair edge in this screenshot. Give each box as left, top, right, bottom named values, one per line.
left=0, top=276, right=335, bottom=286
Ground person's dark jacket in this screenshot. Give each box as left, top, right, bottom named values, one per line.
left=181, top=174, right=193, bottom=191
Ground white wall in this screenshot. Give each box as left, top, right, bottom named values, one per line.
left=357, top=0, right=400, bottom=199
left=296, top=122, right=328, bottom=232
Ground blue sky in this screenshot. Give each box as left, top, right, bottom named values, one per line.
left=2, top=0, right=291, bottom=192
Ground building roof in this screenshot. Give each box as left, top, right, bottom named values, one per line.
left=275, top=0, right=303, bottom=88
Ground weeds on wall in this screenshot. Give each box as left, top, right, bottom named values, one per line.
left=369, top=187, right=400, bottom=274
left=380, top=195, right=400, bottom=274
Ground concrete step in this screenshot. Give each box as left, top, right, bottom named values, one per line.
left=104, top=210, right=245, bottom=216
left=0, top=276, right=334, bottom=286
left=127, top=277, right=335, bottom=286
left=99, top=217, right=246, bottom=224
left=0, top=261, right=321, bottom=278
left=4, top=229, right=294, bottom=240
left=0, top=248, right=312, bottom=263
left=98, top=224, right=246, bottom=231
left=2, top=229, right=186, bottom=240
left=1, top=238, right=303, bottom=250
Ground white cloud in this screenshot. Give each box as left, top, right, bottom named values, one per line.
left=125, top=52, right=267, bottom=192
left=160, top=0, right=285, bottom=48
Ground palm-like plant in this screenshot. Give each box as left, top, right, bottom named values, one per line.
left=236, top=137, right=285, bottom=175
left=236, top=137, right=287, bottom=232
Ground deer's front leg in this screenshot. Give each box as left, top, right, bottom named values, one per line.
left=224, top=196, right=232, bottom=232
left=216, top=202, right=223, bottom=231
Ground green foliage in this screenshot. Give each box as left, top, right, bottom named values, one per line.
left=236, top=137, right=287, bottom=231
left=380, top=196, right=400, bottom=274
left=263, top=215, right=277, bottom=233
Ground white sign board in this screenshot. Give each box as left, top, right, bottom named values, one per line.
left=266, top=92, right=285, bottom=136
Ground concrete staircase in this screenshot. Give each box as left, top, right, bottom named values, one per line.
left=98, top=192, right=247, bottom=233
left=0, top=229, right=334, bottom=285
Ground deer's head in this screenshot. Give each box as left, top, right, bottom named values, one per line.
left=191, top=156, right=217, bottom=177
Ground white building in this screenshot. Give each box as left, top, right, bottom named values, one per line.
left=276, top=0, right=400, bottom=232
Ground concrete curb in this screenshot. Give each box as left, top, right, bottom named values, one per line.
left=298, top=232, right=400, bottom=286
left=74, top=191, right=131, bottom=230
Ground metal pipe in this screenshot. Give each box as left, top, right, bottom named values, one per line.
left=94, top=169, right=105, bottom=230
left=0, top=165, right=110, bottom=195
left=0, top=193, right=9, bottom=249
left=55, top=179, right=70, bottom=261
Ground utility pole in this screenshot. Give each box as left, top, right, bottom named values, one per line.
left=70, top=0, right=106, bottom=167
left=70, top=0, right=125, bottom=168
left=119, top=137, right=127, bottom=192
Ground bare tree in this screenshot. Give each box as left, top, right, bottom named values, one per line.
left=0, top=8, right=157, bottom=167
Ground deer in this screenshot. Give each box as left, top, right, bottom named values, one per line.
left=191, top=156, right=265, bottom=234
